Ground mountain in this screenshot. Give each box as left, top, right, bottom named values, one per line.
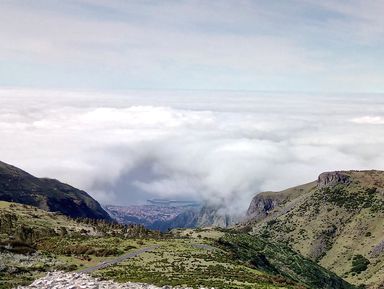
left=1, top=199, right=354, bottom=289
left=243, top=170, right=384, bottom=289
left=106, top=203, right=242, bottom=231
left=196, top=205, right=241, bottom=228
left=106, top=203, right=200, bottom=231
left=0, top=161, right=111, bottom=220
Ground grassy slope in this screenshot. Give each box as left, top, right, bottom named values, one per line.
left=248, top=171, right=384, bottom=289
left=95, top=238, right=297, bottom=289
left=94, top=228, right=356, bottom=289
left=1, top=202, right=354, bottom=289
left=0, top=201, right=155, bottom=289
left=218, top=233, right=355, bottom=289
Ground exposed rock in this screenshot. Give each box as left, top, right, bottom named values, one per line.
left=246, top=181, right=316, bottom=223
left=371, top=240, right=384, bottom=257
left=196, top=205, right=241, bottom=228
left=107, top=205, right=199, bottom=232
left=16, top=271, right=214, bottom=289
left=317, top=171, right=351, bottom=188
left=246, top=195, right=280, bottom=221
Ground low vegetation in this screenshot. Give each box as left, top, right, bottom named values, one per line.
left=247, top=171, right=384, bottom=288
left=350, top=255, right=370, bottom=275
left=217, top=233, right=356, bottom=289
left=94, top=237, right=303, bottom=289
left=0, top=201, right=357, bottom=289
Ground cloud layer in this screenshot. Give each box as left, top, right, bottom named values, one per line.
left=1, top=89, right=383, bottom=214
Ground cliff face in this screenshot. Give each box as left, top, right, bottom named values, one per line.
left=196, top=205, right=242, bottom=228
left=150, top=209, right=198, bottom=231
left=317, top=171, right=351, bottom=188
left=246, top=195, right=281, bottom=221
left=246, top=181, right=317, bottom=222
left=244, top=170, right=384, bottom=289
left=0, top=161, right=111, bottom=220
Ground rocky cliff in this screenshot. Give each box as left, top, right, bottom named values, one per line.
left=317, top=171, right=351, bottom=188
left=246, top=181, right=317, bottom=222
left=197, top=205, right=242, bottom=228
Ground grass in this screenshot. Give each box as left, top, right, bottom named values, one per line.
left=218, top=233, right=356, bottom=289
left=248, top=171, right=384, bottom=288
left=94, top=238, right=299, bottom=289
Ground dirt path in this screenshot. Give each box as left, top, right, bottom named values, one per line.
left=191, top=243, right=217, bottom=251
left=78, top=244, right=160, bottom=274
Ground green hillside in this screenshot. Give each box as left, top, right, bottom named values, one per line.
left=245, top=170, right=384, bottom=289
left=0, top=201, right=356, bottom=289
left=0, top=161, right=110, bottom=220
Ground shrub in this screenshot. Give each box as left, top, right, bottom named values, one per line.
left=351, top=255, right=370, bottom=274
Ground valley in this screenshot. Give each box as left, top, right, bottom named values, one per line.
left=0, top=161, right=383, bottom=289
left=0, top=199, right=355, bottom=289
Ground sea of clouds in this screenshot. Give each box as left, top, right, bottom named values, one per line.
left=0, top=89, right=383, bottom=214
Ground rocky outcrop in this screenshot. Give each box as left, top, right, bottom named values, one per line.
left=17, top=271, right=213, bottom=289
left=149, top=209, right=199, bottom=231
left=0, top=161, right=111, bottom=220
left=246, top=194, right=280, bottom=221
left=246, top=182, right=317, bottom=224
left=317, top=172, right=351, bottom=188
left=196, top=206, right=241, bottom=228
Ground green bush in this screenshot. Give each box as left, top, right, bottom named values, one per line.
left=351, top=255, right=370, bottom=274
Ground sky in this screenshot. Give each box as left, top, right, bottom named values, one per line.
left=0, top=0, right=384, bottom=92
left=0, top=1, right=383, bottom=214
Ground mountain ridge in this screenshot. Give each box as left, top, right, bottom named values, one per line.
left=0, top=160, right=111, bottom=220
left=243, top=170, right=384, bottom=289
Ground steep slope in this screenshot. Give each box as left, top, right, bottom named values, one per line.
left=0, top=161, right=110, bottom=220
left=244, top=170, right=384, bottom=289
left=218, top=232, right=356, bottom=289
left=197, top=205, right=242, bottom=228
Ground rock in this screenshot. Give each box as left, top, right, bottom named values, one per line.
left=246, top=194, right=279, bottom=220
left=16, top=271, right=215, bottom=289
left=317, top=171, right=351, bottom=188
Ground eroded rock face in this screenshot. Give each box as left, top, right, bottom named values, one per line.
left=246, top=195, right=280, bottom=221
left=16, top=271, right=214, bottom=289
left=196, top=206, right=236, bottom=228
left=317, top=172, right=351, bottom=188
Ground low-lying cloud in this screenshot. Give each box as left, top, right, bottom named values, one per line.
left=1, top=89, right=383, bottom=214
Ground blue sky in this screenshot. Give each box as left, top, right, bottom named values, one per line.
left=0, top=0, right=383, bottom=93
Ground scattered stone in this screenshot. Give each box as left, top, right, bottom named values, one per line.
left=16, top=271, right=212, bottom=289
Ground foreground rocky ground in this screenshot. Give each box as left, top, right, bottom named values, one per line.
left=16, top=271, right=213, bottom=289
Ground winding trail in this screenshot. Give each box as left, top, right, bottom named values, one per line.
left=78, top=244, right=160, bottom=274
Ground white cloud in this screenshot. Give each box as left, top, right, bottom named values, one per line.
left=0, top=89, right=383, bottom=215
left=351, top=116, right=384, bottom=125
